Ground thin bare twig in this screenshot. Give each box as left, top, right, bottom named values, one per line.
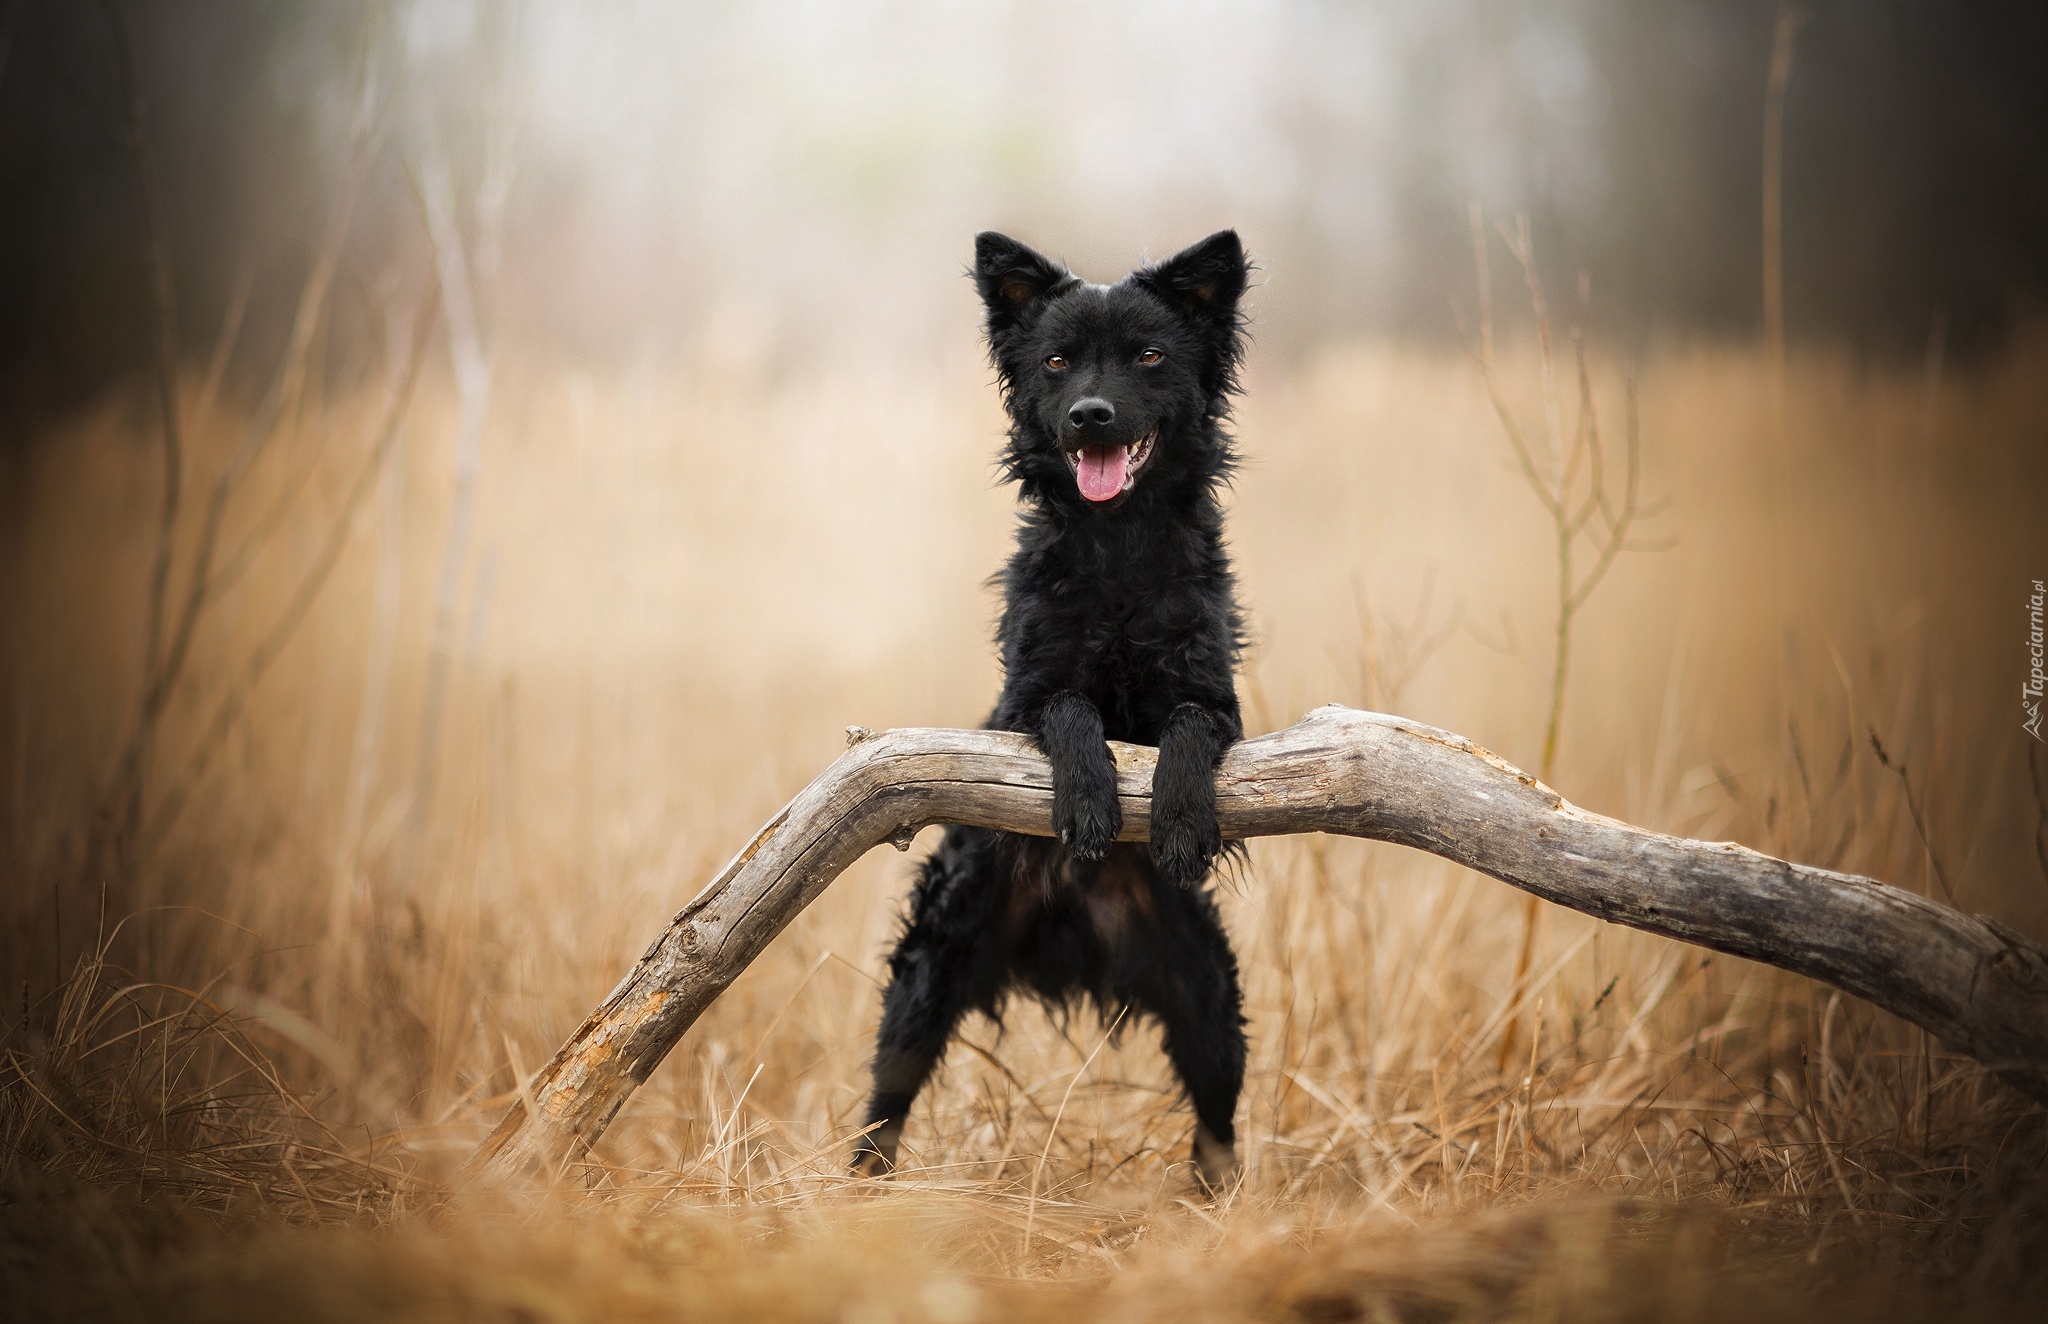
left=172, top=44, right=387, bottom=617
left=103, top=0, right=184, bottom=857
left=145, top=290, right=440, bottom=847
left=1347, top=570, right=1463, bottom=714
left=1464, top=206, right=1661, bottom=1071
left=207, top=415, right=345, bottom=602
left=95, top=33, right=386, bottom=863
left=192, top=259, right=256, bottom=438
left=1466, top=210, right=1558, bottom=521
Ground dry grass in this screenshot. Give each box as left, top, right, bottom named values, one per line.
left=3, top=334, right=2046, bottom=1320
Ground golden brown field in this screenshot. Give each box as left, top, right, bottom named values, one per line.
left=4, top=333, right=2047, bottom=1321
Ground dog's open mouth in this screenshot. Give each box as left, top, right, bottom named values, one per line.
left=1066, top=429, right=1156, bottom=503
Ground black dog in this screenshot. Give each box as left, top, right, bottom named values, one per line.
left=852, top=230, right=1252, bottom=1188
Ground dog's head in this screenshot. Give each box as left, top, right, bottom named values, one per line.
left=973, top=230, right=1248, bottom=510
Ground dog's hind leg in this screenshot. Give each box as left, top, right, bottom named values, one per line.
left=1134, top=878, right=1248, bottom=1192
left=853, top=826, right=1005, bottom=1176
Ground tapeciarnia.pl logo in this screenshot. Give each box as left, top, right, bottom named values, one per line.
left=2027, top=578, right=2045, bottom=741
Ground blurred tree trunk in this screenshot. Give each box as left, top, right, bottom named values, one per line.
left=404, top=27, right=523, bottom=863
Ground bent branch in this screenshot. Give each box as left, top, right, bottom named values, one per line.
left=468, top=705, right=2048, bottom=1182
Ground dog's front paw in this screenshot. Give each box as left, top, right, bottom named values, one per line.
left=1053, top=776, right=1122, bottom=860
left=1151, top=800, right=1221, bottom=885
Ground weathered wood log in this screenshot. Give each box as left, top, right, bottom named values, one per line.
left=467, top=705, right=2048, bottom=1182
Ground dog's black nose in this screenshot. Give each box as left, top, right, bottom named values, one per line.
left=1067, top=397, right=1116, bottom=432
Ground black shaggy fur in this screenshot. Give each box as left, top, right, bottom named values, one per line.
left=852, top=230, right=1254, bottom=1189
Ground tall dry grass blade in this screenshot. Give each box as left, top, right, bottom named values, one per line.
left=1867, top=727, right=1956, bottom=905
left=1023, top=1007, right=1125, bottom=1255
left=329, top=355, right=412, bottom=946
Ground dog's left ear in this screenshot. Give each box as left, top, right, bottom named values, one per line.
left=1137, top=230, right=1249, bottom=325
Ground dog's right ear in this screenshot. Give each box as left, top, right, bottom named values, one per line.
left=973, top=232, right=1075, bottom=333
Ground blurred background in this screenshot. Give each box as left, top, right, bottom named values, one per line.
left=4, top=2, right=2048, bottom=1318
left=6, top=0, right=2048, bottom=413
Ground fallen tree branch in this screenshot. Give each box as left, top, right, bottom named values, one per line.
left=467, top=705, right=2048, bottom=1182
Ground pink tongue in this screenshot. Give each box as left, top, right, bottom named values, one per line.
left=1075, top=445, right=1129, bottom=502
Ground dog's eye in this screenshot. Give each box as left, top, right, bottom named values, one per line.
left=1137, top=348, right=1164, bottom=365
left=1045, top=355, right=1068, bottom=371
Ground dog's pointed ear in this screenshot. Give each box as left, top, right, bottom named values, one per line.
left=1137, top=230, right=1249, bottom=324
left=974, top=232, right=1075, bottom=332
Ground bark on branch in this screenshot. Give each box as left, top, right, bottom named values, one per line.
left=467, top=705, right=2048, bottom=1182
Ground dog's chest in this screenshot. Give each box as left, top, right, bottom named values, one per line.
left=1007, top=535, right=1223, bottom=732
left=1034, top=542, right=1200, bottom=647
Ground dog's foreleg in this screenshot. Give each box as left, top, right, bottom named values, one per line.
left=1151, top=702, right=1238, bottom=885
left=1037, top=691, right=1121, bottom=860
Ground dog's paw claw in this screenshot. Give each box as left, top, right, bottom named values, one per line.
left=1151, top=813, right=1220, bottom=886
left=1068, top=819, right=1114, bottom=860
left=1054, top=784, right=1121, bottom=860
left=1152, top=845, right=1208, bottom=886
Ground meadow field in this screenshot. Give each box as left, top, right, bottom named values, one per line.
left=4, top=331, right=2046, bottom=1320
